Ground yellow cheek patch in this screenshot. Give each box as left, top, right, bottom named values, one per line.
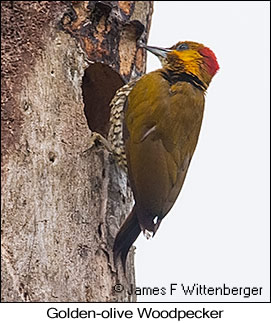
left=172, top=50, right=201, bottom=76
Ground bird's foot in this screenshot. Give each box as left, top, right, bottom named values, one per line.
left=143, top=229, right=153, bottom=240
left=87, top=132, right=112, bottom=152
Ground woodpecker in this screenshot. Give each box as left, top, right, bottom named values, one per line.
left=109, top=41, right=219, bottom=270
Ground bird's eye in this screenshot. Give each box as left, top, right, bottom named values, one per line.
left=177, top=43, right=189, bottom=51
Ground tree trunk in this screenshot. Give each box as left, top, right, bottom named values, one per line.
left=1, top=1, right=153, bottom=302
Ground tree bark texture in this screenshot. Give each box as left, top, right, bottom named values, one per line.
left=1, top=1, right=153, bottom=302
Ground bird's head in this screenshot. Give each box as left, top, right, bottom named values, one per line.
left=141, top=41, right=219, bottom=88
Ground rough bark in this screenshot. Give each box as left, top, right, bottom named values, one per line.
left=1, top=1, right=153, bottom=302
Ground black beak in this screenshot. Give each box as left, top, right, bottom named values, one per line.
left=139, top=42, right=171, bottom=59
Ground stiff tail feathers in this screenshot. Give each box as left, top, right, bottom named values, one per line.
left=113, top=206, right=141, bottom=272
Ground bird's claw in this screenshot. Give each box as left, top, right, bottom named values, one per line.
left=87, top=132, right=112, bottom=152
left=143, top=229, right=153, bottom=240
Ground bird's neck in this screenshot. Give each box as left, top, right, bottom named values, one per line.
left=161, top=68, right=207, bottom=91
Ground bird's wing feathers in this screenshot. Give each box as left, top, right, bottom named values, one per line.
left=125, top=71, right=205, bottom=220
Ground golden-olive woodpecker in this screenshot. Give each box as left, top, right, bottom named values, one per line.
left=109, top=41, right=219, bottom=269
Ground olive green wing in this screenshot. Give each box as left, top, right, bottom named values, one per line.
left=125, top=71, right=205, bottom=220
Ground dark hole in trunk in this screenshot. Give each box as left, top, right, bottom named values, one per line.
left=82, top=63, right=124, bottom=137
